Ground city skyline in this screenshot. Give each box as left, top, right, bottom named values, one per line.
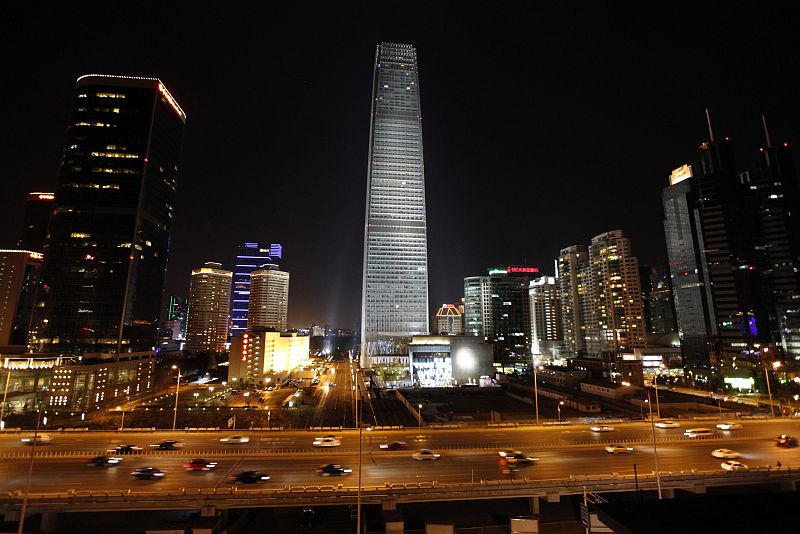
left=2, top=4, right=799, bottom=330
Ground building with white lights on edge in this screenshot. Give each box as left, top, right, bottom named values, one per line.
left=361, top=42, right=429, bottom=368
left=185, top=262, right=232, bottom=353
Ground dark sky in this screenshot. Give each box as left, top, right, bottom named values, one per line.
left=2, top=3, right=799, bottom=330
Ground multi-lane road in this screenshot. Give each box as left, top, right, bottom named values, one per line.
left=2, top=419, right=799, bottom=494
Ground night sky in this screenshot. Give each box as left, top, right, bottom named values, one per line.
left=2, top=3, right=799, bottom=330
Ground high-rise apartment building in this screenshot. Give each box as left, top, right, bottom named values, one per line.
left=247, top=264, right=289, bottom=330
left=29, top=74, right=186, bottom=354
left=185, top=262, right=232, bottom=353
left=0, top=250, right=43, bottom=346
left=557, top=245, right=589, bottom=357
left=361, top=42, right=429, bottom=366
left=582, top=230, right=647, bottom=357
left=529, top=276, right=561, bottom=356
left=17, top=192, right=55, bottom=252
left=230, top=242, right=282, bottom=337
left=433, top=304, right=463, bottom=335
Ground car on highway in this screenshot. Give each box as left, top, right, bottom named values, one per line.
left=230, top=471, right=270, bottom=484
left=313, top=436, right=341, bottom=447
left=220, top=435, right=250, bottom=444
left=716, top=422, right=743, bottom=431
left=721, top=460, right=749, bottom=472
left=316, top=464, right=352, bottom=476
left=498, top=449, right=523, bottom=458
left=505, top=452, right=537, bottom=464
left=20, top=434, right=52, bottom=444
left=683, top=428, right=714, bottom=438
left=130, top=467, right=165, bottom=480
left=654, top=421, right=681, bottom=429
left=110, top=444, right=143, bottom=454
left=605, top=445, right=634, bottom=454
left=774, top=435, right=799, bottom=448
left=183, top=458, right=218, bottom=471
left=412, top=449, right=441, bottom=461
left=711, top=448, right=740, bottom=459
left=266, top=386, right=274, bottom=392
left=87, top=455, right=123, bottom=467
left=590, top=426, right=617, bottom=433
left=151, top=440, right=183, bottom=450
left=379, top=441, right=408, bottom=450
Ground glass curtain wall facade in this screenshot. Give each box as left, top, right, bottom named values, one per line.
left=361, top=42, right=429, bottom=366
left=30, top=75, right=185, bottom=354
left=230, top=242, right=282, bottom=337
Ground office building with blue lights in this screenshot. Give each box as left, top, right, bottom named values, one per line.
left=231, top=242, right=282, bottom=337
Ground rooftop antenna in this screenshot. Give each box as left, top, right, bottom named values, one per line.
left=705, top=108, right=715, bottom=142
left=761, top=114, right=773, bottom=149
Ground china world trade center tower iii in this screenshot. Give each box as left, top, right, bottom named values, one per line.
left=361, top=42, right=429, bottom=367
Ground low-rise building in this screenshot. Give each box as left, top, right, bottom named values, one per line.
left=228, top=328, right=310, bottom=386
left=579, top=378, right=639, bottom=400
left=408, top=335, right=494, bottom=387
left=537, top=366, right=589, bottom=388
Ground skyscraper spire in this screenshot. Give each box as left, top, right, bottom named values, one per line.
left=761, top=114, right=773, bottom=149
left=705, top=108, right=715, bottom=142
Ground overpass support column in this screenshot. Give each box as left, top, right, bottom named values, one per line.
left=689, top=484, right=706, bottom=495
left=529, top=496, right=540, bottom=514
left=662, top=488, right=675, bottom=499
left=40, top=511, right=59, bottom=534
left=546, top=492, right=560, bottom=503
left=382, top=500, right=397, bottom=511
left=200, top=505, right=216, bottom=517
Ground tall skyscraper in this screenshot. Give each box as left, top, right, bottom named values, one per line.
left=185, top=262, right=232, bottom=353
left=663, top=137, right=760, bottom=373
left=582, top=230, right=647, bottom=357
left=361, top=42, right=429, bottom=366
left=247, top=264, right=289, bottom=330
left=230, top=242, right=283, bottom=337
left=30, top=74, right=186, bottom=354
left=463, top=266, right=536, bottom=364
left=529, top=276, right=561, bottom=356
left=557, top=245, right=589, bottom=357
left=17, top=192, right=55, bottom=252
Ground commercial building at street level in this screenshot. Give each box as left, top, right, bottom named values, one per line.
left=230, top=242, right=282, bottom=337
left=361, top=42, right=429, bottom=367
left=228, top=329, right=309, bottom=386
left=29, top=74, right=186, bottom=355
left=433, top=303, right=463, bottom=335
left=185, top=263, right=232, bottom=353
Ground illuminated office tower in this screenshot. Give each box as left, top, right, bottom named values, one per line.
left=464, top=277, right=492, bottom=338
left=185, top=262, right=232, bottom=353
left=0, top=250, right=43, bottom=346
left=30, top=74, right=186, bottom=354
left=248, top=264, right=289, bottom=330
left=529, top=276, right=561, bottom=356
left=361, top=42, right=429, bottom=365
left=230, top=242, right=282, bottom=337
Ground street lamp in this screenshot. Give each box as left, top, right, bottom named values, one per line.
left=171, top=365, right=182, bottom=431
left=557, top=400, right=564, bottom=422
left=418, top=404, right=423, bottom=428
left=652, top=366, right=663, bottom=419
left=116, top=406, right=126, bottom=431
left=763, top=360, right=778, bottom=418
left=532, top=359, right=540, bottom=425
left=646, top=389, right=663, bottom=499
left=1, top=368, right=11, bottom=430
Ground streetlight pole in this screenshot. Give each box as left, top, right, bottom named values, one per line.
left=646, top=389, right=663, bottom=499
left=418, top=404, right=423, bottom=428
left=18, top=408, right=42, bottom=534
left=557, top=401, right=563, bottom=422
left=764, top=361, right=777, bottom=419
left=356, top=384, right=362, bottom=534
left=533, top=360, right=540, bottom=425
left=171, top=365, right=182, bottom=431
left=652, top=369, right=662, bottom=419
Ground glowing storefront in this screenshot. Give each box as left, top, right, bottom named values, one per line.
left=408, top=335, right=493, bottom=387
